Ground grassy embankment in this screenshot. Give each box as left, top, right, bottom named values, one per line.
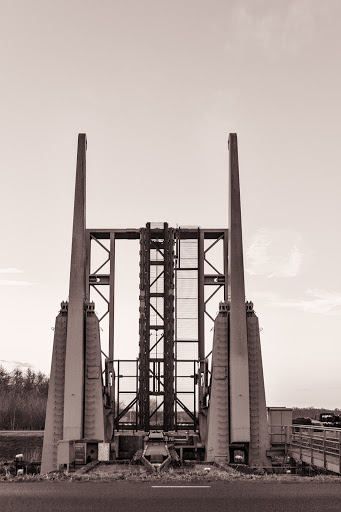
left=1, top=462, right=341, bottom=483
left=0, top=431, right=44, bottom=463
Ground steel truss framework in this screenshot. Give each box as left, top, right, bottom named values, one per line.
left=86, top=226, right=228, bottom=432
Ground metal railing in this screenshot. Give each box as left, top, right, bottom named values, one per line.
left=268, top=425, right=290, bottom=446
left=289, top=425, right=341, bottom=474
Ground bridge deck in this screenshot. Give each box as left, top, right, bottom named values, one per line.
left=289, top=425, right=341, bottom=474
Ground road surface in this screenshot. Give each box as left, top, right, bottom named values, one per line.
left=0, top=481, right=339, bottom=512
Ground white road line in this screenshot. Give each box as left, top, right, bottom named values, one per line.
left=152, top=486, right=211, bottom=488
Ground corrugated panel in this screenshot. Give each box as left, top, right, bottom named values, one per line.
left=175, top=237, right=199, bottom=349
left=176, top=360, right=195, bottom=376
left=116, top=360, right=136, bottom=376
left=178, top=240, right=198, bottom=269
left=119, top=377, right=137, bottom=393
left=177, top=298, right=198, bottom=318
left=176, top=377, right=194, bottom=392
left=176, top=319, right=198, bottom=340
left=176, top=342, right=198, bottom=360
left=174, top=236, right=199, bottom=428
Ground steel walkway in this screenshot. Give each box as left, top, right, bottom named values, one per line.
left=289, top=425, right=341, bottom=474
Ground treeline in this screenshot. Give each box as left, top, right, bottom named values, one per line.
left=292, top=407, right=341, bottom=420
left=0, top=366, right=49, bottom=430
left=1, top=366, right=340, bottom=430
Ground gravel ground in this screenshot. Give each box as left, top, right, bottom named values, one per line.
left=0, top=461, right=340, bottom=484
left=77, top=463, right=341, bottom=483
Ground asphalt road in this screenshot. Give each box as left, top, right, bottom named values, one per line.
left=0, top=482, right=340, bottom=512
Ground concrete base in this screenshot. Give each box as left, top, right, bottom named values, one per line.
left=205, top=312, right=229, bottom=463
left=41, top=305, right=68, bottom=474
left=41, top=302, right=107, bottom=474
left=246, top=303, right=271, bottom=467
left=84, top=308, right=105, bottom=441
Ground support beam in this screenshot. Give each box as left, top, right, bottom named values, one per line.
left=109, top=233, right=115, bottom=364
left=198, top=230, right=205, bottom=361
left=63, top=134, right=87, bottom=440
left=223, top=230, right=228, bottom=301
left=163, top=224, right=175, bottom=431
left=228, top=133, right=250, bottom=443
left=138, top=226, right=150, bottom=430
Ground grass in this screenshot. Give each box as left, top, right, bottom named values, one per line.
left=0, top=462, right=340, bottom=484
left=0, top=433, right=340, bottom=484
left=0, top=432, right=43, bottom=463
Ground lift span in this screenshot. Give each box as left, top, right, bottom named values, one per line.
left=41, top=134, right=271, bottom=473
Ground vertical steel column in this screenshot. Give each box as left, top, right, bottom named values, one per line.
left=223, top=231, right=229, bottom=301
left=163, top=223, right=175, bottom=431
left=117, top=360, right=120, bottom=431
left=198, top=229, right=205, bottom=361
left=198, top=229, right=206, bottom=416
left=109, top=233, right=115, bottom=363
left=108, top=232, right=115, bottom=412
left=63, top=133, right=87, bottom=441
left=85, top=231, right=91, bottom=301
left=138, top=225, right=150, bottom=430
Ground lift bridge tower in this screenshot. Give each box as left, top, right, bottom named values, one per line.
left=41, top=134, right=271, bottom=473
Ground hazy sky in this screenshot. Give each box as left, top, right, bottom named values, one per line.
left=1, top=0, right=340, bottom=409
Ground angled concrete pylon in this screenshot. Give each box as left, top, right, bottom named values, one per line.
left=206, top=304, right=229, bottom=463
left=83, top=304, right=106, bottom=441
left=228, top=133, right=251, bottom=444
left=246, top=302, right=271, bottom=467
left=42, top=135, right=107, bottom=473
left=63, top=134, right=87, bottom=440
left=41, top=303, right=68, bottom=474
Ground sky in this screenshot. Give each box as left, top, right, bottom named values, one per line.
left=0, top=0, right=340, bottom=409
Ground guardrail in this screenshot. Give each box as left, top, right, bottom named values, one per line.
left=268, top=425, right=290, bottom=446
left=289, top=425, right=341, bottom=474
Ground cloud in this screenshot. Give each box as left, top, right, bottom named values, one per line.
left=225, top=0, right=326, bottom=58
left=0, top=268, right=24, bottom=274
left=0, top=359, right=32, bottom=369
left=0, top=280, right=33, bottom=286
left=246, top=228, right=303, bottom=278
left=252, top=289, right=341, bottom=317
left=250, top=290, right=279, bottom=302
left=0, top=268, right=34, bottom=285
left=275, top=289, right=341, bottom=316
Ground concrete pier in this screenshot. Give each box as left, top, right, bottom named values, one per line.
left=228, top=133, right=250, bottom=444
left=63, top=134, right=87, bottom=441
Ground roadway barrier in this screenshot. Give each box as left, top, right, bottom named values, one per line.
left=289, top=425, right=341, bottom=474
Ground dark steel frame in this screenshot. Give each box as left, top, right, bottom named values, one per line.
left=85, top=226, right=228, bottom=432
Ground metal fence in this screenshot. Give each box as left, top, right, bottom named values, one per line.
left=289, top=425, right=341, bottom=474
left=268, top=425, right=290, bottom=446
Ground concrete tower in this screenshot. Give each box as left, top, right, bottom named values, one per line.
left=63, top=133, right=87, bottom=441
left=206, top=134, right=270, bottom=466
left=41, top=135, right=105, bottom=474
left=228, top=133, right=251, bottom=445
